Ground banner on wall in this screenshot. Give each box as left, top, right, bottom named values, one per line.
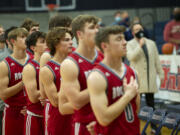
left=155, top=55, right=180, bottom=102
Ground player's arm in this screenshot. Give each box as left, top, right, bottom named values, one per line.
left=39, top=74, right=47, bottom=99
left=40, top=52, right=51, bottom=68
left=0, top=61, right=23, bottom=101
left=60, top=59, right=89, bottom=110
left=87, top=71, right=138, bottom=126
left=39, top=52, right=51, bottom=98
left=40, top=66, right=58, bottom=107
left=22, top=64, right=40, bottom=103
left=58, top=88, right=74, bottom=115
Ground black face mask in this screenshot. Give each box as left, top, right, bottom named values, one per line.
left=135, top=30, right=145, bottom=39
left=174, top=13, right=180, bottom=21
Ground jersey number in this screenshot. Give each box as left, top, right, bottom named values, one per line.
left=125, top=103, right=134, bottom=123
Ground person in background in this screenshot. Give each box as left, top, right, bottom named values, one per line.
left=132, top=17, right=150, bottom=38
left=0, top=25, right=4, bottom=35
left=164, top=7, right=180, bottom=54
left=111, top=11, right=122, bottom=26
left=127, top=23, right=164, bottom=135
left=98, top=18, right=105, bottom=27
left=111, top=11, right=133, bottom=41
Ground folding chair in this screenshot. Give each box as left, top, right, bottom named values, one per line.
left=174, top=117, right=180, bottom=135
left=138, top=106, right=153, bottom=135
left=150, top=109, right=166, bottom=135
left=162, top=112, right=180, bottom=135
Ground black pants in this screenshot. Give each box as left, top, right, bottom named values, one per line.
left=142, top=93, right=157, bottom=130
left=0, top=110, right=3, bottom=135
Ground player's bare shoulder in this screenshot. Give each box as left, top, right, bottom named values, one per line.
left=0, top=60, right=9, bottom=76
left=23, top=63, right=36, bottom=75
left=40, top=52, right=51, bottom=67
left=40, top=65, right=52, bottom=79
left=61, top=58, right=79, bottom=79
left=87, top=70, right=107, bottom=93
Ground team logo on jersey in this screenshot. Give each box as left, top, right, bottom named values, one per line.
left=78, top=59, right=83, bottom=63
left=112, top=86, right=123, bottom=99
left=36, top=67, right=39, bottom=69
left=55, top=67, right=59, bottom=70
left=14, top=72, right=22, bottom=80
left=11, top=63, right=15, bottom=66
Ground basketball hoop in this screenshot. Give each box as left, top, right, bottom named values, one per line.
left=47, top=4, right=59, bottom=18
left=47, top=4, right=58, bottom=11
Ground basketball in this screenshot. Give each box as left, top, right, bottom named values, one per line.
left=162, top=43, right=173, bottom=54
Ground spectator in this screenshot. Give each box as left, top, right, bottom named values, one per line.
left=164, top=7, right=180, bottom=54
left=111, top=11, right=122, bottom=26
left=132, top=17, right=150, bottom=38
left=98, top=18, right=105, bottom=27
left=126, top=23, right=164, bottom=135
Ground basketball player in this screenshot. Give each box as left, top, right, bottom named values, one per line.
left=40, top=14, right=72, bottom=69
left=39, top=14, right=73, bottom=135
left=87, top=26, right=140, bottom=135
left=22, top=31, right=46, bottom=135
left=0, top=28, right=30, bottom=135
left=39, top=14, right=72, bottom=98
left=40, top=27, right=73, bottom=135
left=58, top=15, right=102, bottom=135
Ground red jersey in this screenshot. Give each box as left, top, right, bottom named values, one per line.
left=25, top=60, right=44, bottom=115
left=164, top=20, right=180, bottom=50
left=4, top=55, right=30, bottom=107
left=97, top=50, right=104, bottom=60
left=26, top=49, right=34, bottom=59
left=68, top=50, right=103, bottom=123
left=46, top=60, right=72, bottom=135
left=93, top=63, right=140, bottom=135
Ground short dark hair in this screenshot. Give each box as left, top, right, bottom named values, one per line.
left=48, top=14, right=72, bottom=30
left=20, top=18, right=39, bottom=32
left=25, top=31, right=46, bottom=53
left=72, top=15, right=99, bottom=41
left=46, top=27, right=72, bottom=56
left=95, top=25, right=125, bottom=52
